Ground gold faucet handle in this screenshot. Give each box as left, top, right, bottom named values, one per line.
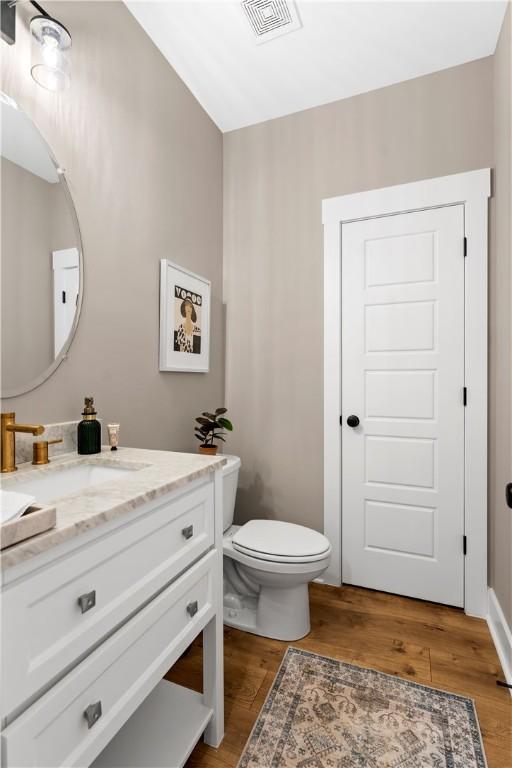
left=7, top=424, right=45, bottom=435
left=1, top=413, right=45, bottom=473
left=32, top=438, right=63, bottom=466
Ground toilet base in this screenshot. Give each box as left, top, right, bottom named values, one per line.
left=224, top=599, right=259, bottom=635
left=223, top=583, right=311, bottom=641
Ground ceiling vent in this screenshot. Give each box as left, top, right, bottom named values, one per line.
left=242, top=0, right=302, bottom=44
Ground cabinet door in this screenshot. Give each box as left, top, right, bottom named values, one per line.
left=2, top=480, right=214, bottom=719
left=1, top=551, right=217, bottom=768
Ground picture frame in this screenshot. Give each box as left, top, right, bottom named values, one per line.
left=159, top=259, right=211, bottom=373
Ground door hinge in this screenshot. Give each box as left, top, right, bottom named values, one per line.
left=463, top=236, right=467, bottom=257
left=463, top=535, right=467, bottom=555
left=463, top=386, right=467, bottom=406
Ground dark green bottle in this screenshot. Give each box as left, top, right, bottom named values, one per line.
left=77, top=397, right=101, bottom=455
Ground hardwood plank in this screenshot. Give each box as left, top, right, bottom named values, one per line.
left=430, top=648, right=510, bottom=704
left=309, top=599, right=498, bottom=664
left=167, top=647, right=269, bottom=710
left=172, top=584, right=512, bottom=768
left=314, top=583, right=491, bottom=636
left=295, top=630, right=432, bottom=682
left=249, top=670, right=275, bottom=713
left=187, top=741, right=238, bottom=768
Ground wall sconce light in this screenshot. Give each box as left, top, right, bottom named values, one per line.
left=0, top=1, right=71, bottom=92
left=30, top=12, right=71, bottom=91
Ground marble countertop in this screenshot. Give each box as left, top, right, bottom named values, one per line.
left=1, top=447, right=225, bottom=571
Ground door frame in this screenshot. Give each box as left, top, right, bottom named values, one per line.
left=322, top=169, right=491, bottom=618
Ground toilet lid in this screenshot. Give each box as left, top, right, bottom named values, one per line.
left=232, top=520, right=330, bottom=563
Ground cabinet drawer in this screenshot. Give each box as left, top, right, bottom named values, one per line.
left=1, top=550, right=217, bottom=768
left=1, top=480, right=214, bottom=719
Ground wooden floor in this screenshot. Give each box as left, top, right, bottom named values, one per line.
left=166, top=583, right=512, bottom=768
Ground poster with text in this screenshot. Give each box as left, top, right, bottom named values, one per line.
left=159, top=260, right=210, bottom=372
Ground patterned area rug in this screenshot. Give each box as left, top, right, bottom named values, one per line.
left=238, top=647, right=487, bottom=768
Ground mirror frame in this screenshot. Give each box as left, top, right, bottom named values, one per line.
left=1, top=94, right=84, bottom=399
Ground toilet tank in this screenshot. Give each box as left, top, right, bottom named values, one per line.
left=222, top=455, right=241, bottom=532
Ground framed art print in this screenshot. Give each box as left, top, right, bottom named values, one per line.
left=159, top=260, right=211, bottom=372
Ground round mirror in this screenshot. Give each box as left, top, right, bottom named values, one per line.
left=1, top=92, right=83, bottom=398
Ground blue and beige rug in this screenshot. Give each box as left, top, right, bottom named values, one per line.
left=238, top=647, right=487, bottom=768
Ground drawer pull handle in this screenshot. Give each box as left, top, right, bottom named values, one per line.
left=186, top=600, right=199, bottom=618
left=182, top=525, right=194, bottom=540
left=78, top=590, right=96, bottom=614
left=84, top=701, right=102, bottom=729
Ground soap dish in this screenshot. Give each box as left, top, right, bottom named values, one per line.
left=0, top=504, right=57, bottom=550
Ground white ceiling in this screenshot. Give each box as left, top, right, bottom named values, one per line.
left=126, top=0, right=508, bottom=133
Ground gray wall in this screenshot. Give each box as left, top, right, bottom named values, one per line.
left=0, top=1, right=224, bottom=452
left=224, top=57, right=494, bottom=532
left=1, top=157, right=76, bottom=391
left=490, top=4, right=512, bottom=628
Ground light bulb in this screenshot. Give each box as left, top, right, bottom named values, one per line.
left=30, top=16, right=71, bottom=92
left=42, top=45, right=59, bottom=68
left=42, top=33, right=59, bottom=49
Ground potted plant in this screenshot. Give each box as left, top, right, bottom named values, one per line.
left=195, top=407, right=233, bottom=455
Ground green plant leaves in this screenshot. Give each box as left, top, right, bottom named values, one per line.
left=194, top=408, right=233, bottom=443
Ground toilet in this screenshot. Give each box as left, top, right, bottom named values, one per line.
left=222, top=456, right=331, bottom=641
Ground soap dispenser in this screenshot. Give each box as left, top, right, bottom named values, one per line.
left=77, top=397, right=101, bottom=455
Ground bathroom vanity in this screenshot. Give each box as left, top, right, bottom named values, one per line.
left=0, top=91, right=225, bottom=768
left=0, top=447, right=225, bottom=768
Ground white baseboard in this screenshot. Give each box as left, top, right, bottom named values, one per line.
left=313, top=575, right=341, bottom=586
left=487, top=587, right=512, bottom=696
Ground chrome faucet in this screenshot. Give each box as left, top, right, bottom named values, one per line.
left=1, top=412, right=45, bottom=473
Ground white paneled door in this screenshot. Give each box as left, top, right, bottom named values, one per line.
left=341, top=205, right=465, bottom=606
left=53, top=248, right=79, bottom=358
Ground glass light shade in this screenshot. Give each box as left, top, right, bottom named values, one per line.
left=30, top=16, right=71, bottom=92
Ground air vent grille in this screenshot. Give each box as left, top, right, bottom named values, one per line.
left=242, top=0, right=302, bottom=44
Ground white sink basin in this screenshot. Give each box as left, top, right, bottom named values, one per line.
left=9, top=464, right=139, bottom=505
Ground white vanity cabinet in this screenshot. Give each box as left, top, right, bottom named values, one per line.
left=1, top=466, right=224, bottom=768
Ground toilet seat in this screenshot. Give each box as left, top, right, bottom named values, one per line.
left=232, top=520, right=330, bottom=564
